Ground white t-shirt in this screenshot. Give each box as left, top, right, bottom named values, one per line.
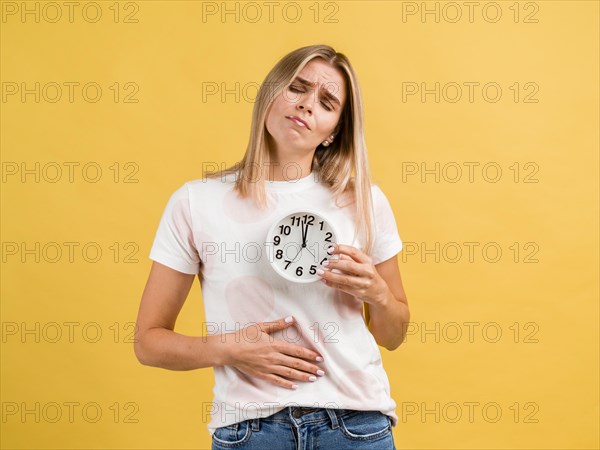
left=148, top=170, right=403, bottom=436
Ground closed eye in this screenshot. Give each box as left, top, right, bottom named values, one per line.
left=288, top=85, right=333, bottom=111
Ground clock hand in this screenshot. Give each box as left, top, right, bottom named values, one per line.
left=301, top=222, right=307, bottom=247
left=302, top=225, right=318, bottom=262
left=302, top=224, right=306, bottom=246
left=293, top=224, right=309, bottom=263
left=285, top=224, right=307, bottom=265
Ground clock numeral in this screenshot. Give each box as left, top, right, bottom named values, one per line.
left=296, top=266, right=304, bottom=277
left=324, top=232, right=332, bottom=242
left=291, top=215, right=315, bottom=227
left=279, top=225, right=291, bottom=235
left=276, top=249, right=283, bottom=259
left=320, top=257, right=328, bottom=265
left=309, top=265, right=317, bottom=275
left=319, top=220, right=324, bottom=231
left=284, top=260, right=292, bottom=269
left=303, top=214, right=315, bottom=226
left=273, top=236, right=281, bottom=246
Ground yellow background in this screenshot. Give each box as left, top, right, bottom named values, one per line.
left=1, top=0, right=598, bottom=448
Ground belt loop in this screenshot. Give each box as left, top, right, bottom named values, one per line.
left=226, top=421, right=239, bottom=438
left=326, top=408, right=340, bottom=430
left=251, top=417, right=260, bottom=431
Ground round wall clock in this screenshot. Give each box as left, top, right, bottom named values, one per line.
left=266, top=209, right=339, bottom=283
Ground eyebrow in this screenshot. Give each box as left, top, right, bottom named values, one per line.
left=294, top=76, right=342, bottom=107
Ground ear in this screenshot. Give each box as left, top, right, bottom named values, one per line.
left=332, top=122, right=342, bottom=137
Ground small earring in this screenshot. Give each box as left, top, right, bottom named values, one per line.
left=322, top=134, right=335, bottom=146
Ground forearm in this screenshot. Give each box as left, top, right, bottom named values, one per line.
left=135, top=327, right=230, bottom=370
left=367, top=288, right=410, bottom=351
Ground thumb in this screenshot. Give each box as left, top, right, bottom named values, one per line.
left=258, top=316, right=295, bottom=334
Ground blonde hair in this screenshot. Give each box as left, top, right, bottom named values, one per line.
left=204, top=44, right=376, bottom=255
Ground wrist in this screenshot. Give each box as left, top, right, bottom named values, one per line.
left=219, top=332, right=238, bottom=367
left=200, top=333, right=236, bottom=367
left=371, top=286, right=392, bottom=308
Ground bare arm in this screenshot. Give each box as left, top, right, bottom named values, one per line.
left=318, top=244, right=410, bottom=352
left=365, top=255, right=410, bottom=351
left=134, top=261, right=326, bottom=390
left=134, top=261, right=228, bottom=370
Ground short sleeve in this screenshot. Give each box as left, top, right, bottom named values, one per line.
left=148, top=183, right=201, bottom=275
left=369, top=185, right=403, bottom=265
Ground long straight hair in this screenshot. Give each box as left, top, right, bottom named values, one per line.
left=204, top=44, right=376, bottom=255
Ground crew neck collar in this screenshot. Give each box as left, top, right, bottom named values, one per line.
left=264, top=170, right=318, bottom=192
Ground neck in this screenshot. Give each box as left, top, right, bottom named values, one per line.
left=266, top=145, right=315, bottom=182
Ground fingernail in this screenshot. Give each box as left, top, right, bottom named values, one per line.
left=316, top=268, right=324, bottom=275
left=327, top=246, right=336, bottom=254
left=316, top=369, right=325, bottom=376
left=316, top=356, right=324, bottom=362
left=321, top=260, right=330, bottom=266
left=291, top=384, right=298, bottom=390
left=309, top=375, right=317, bottom=382
left=285, top=316, right=294, bottom=323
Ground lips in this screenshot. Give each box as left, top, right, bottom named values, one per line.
left=286, top=116, right=310, bottom=130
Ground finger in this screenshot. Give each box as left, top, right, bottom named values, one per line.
left=320, top=268, right=368, bottom=290
left=326, top=272, right=362, bottom=290
left=259, top=316, right=295, bottom=334
left=276, top=353, right=326, bottom=378
left=321, top=258, right=366, bottom=278
left=276, top=341, right=324, bottom=362
left=328, top=244, right=370, bottom=264
left=270, top=363, right=321, bottom=383
left=263, top=373, right=299, bottom=390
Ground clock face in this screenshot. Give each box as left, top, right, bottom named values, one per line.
left=266, top=209, right=339, bottom=283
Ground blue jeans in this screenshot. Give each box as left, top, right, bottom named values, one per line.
left=211, top=406, right=396, bottom=449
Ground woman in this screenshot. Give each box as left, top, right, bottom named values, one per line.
left=135, top=44, right=410, bottom=449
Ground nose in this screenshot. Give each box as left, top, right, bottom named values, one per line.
left=298, top=104, right=312, bottom=114
left=297, top=92, right=313, bottom=114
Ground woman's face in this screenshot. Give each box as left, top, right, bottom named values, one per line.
left=265, top=58, right=347, bottom=156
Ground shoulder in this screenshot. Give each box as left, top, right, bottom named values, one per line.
left=177, top=172, right=237, bottom=195
left=370, top=182, right=382, bottom=194
left=369, top=182, right=387, bottom=203
left=369, top=183, right=396, bottom=217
